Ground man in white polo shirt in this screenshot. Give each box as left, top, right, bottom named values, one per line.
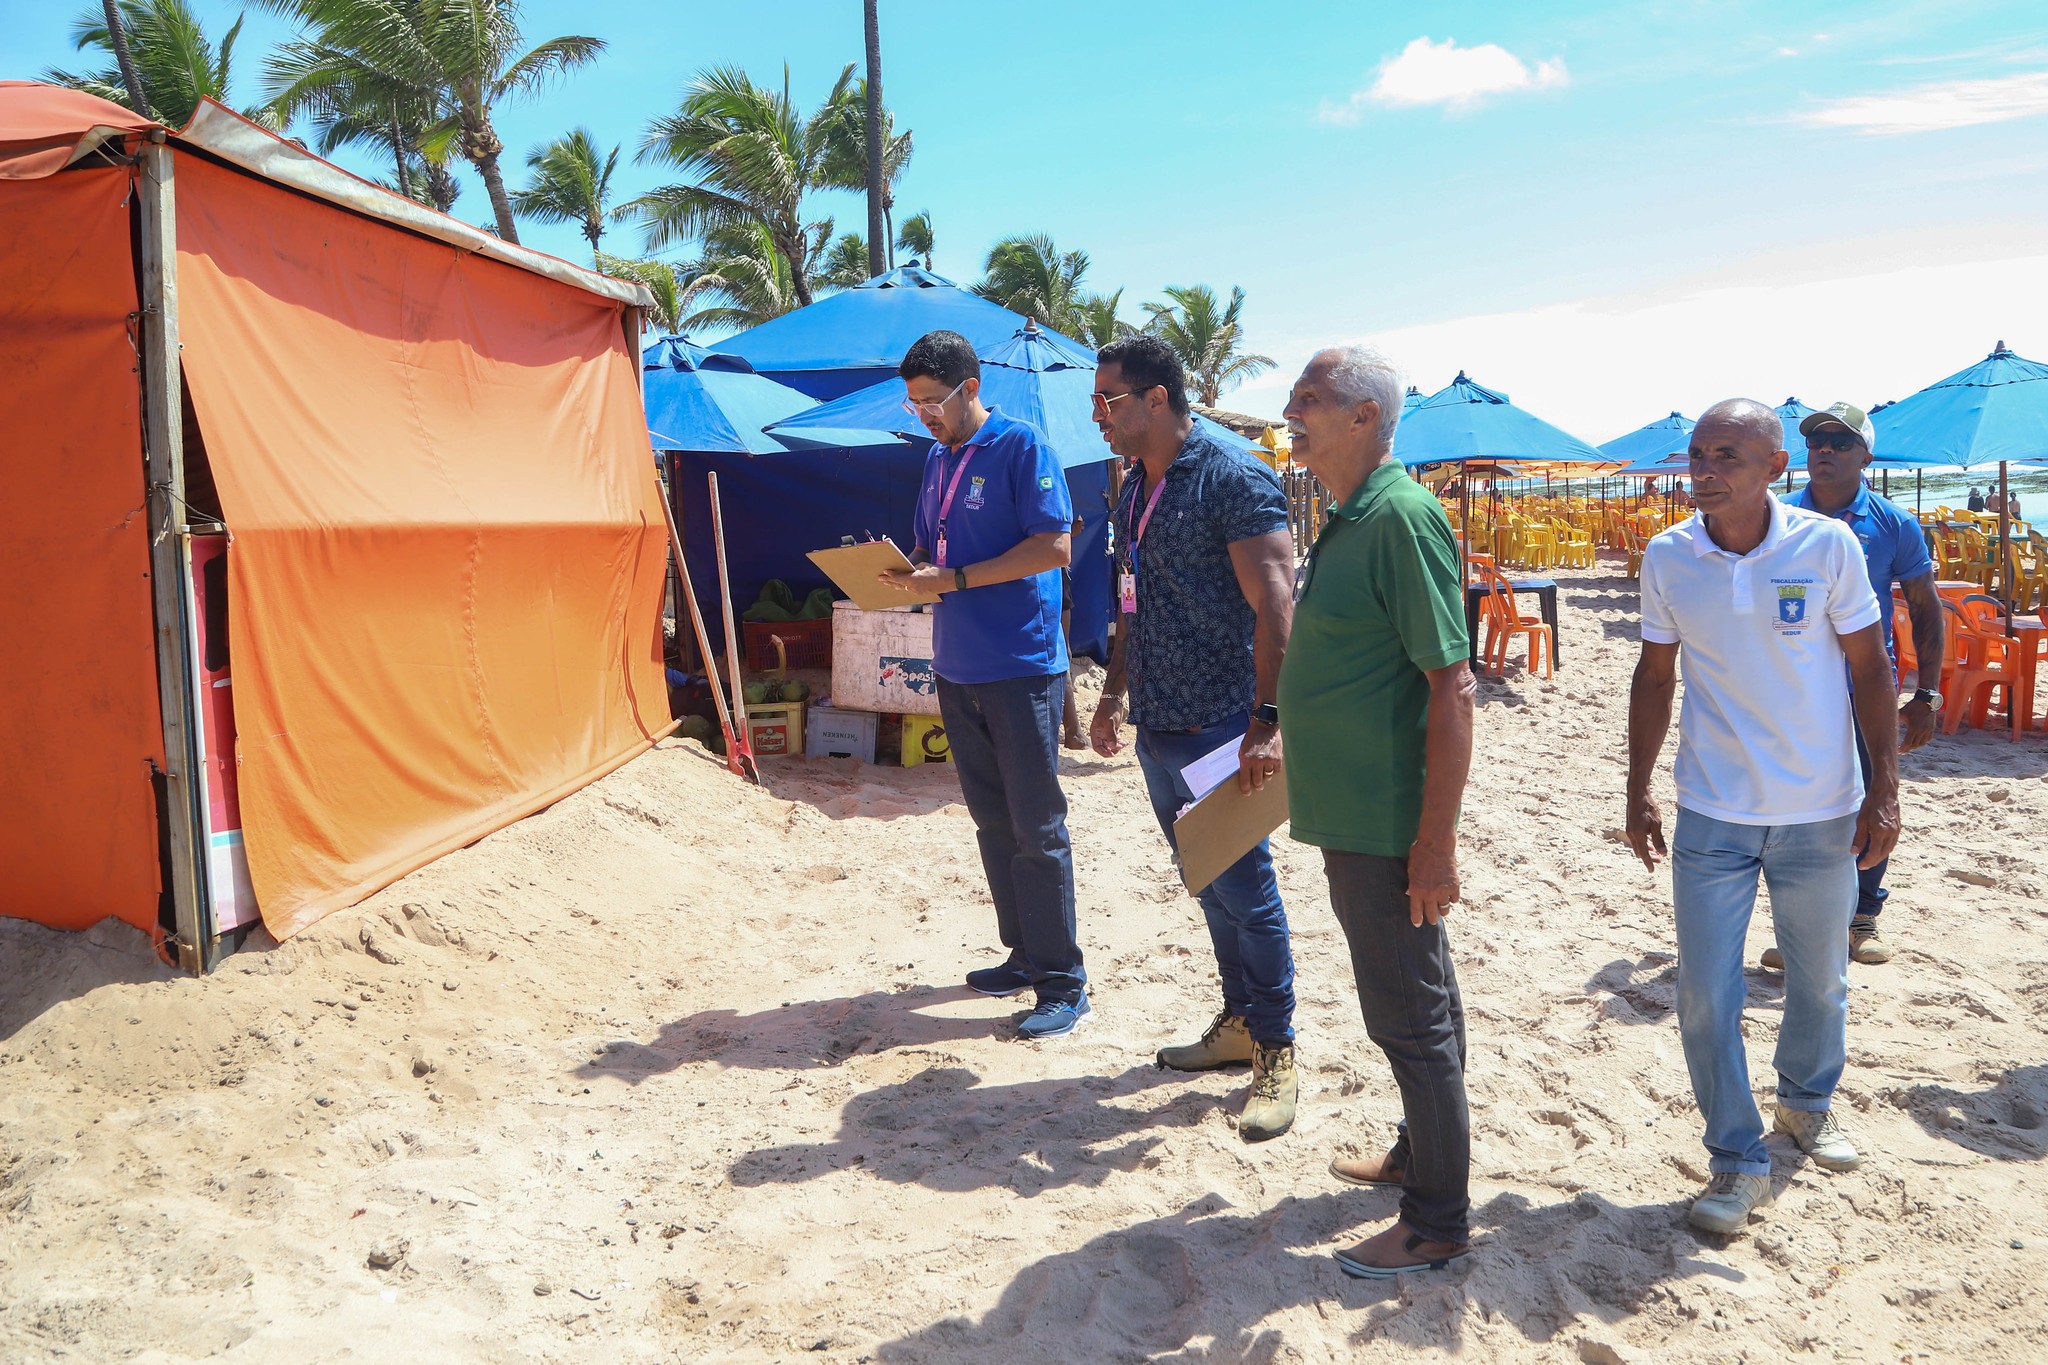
left=1625, top=398, right=1901, bottom=1236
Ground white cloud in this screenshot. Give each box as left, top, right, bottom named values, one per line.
left=1225, top=251, right=2048, bottom=446
left=1798, top=69, right=2048, bottom=134
left=1319, top=37, right=1569, bottom=123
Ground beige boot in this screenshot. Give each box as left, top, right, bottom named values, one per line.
left=1157, top=1010, right=1254, bottom=1071
left=1239, top=1042, right=1297, bottom=1142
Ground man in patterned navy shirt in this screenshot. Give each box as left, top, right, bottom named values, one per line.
left=1087, top=335, right=1301, bottom=1141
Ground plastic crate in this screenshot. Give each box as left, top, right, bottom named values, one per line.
left=743, top=616, right=833, bottom=671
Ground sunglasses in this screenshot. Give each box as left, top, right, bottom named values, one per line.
left=1090, top=385, right=1157, bottom=418
left=901, top=378, right=967, bottom=419
left=1805, top=430, right=1864, bottom=453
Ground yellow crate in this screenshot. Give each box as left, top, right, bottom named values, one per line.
left=743, top=701, right=805, bottom=759
left=901, top=713, right=951, bottom=767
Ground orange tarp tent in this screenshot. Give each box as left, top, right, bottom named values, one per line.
left=1, top=86, right=672, bottom=962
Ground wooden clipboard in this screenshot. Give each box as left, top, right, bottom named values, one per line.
left=1173, top=775, right=1289, bottom=896
left=806, top=538, right=944, bottom=612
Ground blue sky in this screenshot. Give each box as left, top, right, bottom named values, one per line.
left=7, top=0, right=2048, bottom=437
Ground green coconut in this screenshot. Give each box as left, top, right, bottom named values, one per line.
left=780, top=679, right=810, bottom=702
left=742, top=681, right=771, bottom=706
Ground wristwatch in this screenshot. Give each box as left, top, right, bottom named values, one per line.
left=1910, top=688, right=1943, bottom=712
left=1252, top=702, right=1280, bottom=726
left=954, top=566, right=969, bottom=593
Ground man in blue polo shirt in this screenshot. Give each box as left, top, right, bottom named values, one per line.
left=1764, top=402, right=1945, bottom=968
left=878, top=330, right=1087, bottom=1040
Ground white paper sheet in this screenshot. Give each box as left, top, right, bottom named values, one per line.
left=1179, top=736, right=1242, bottom=803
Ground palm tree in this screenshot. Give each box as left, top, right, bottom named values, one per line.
left=816, top=75, right=912, bottom=268
left=666, top=219, right=828, bottom=333
left=512, top=128, right=627, bottom=261
left=1076, top=289, right=1135, bottom=351
left=974, top=234, right=1092, bottom=336
left=46, top=0, right=262, bottom=129
left=816, top=230, right=872, bottom=289
left=1142, top=284, right=1276, bottom=406
left=634, top=64, right=875, bottom=312
left=894, top=209, right=933, bottom=268
left=265, top=37, right=455, bottom=209
left=261, top=1, right=605, bottom=244
left=595, top=252, right=684, bottom=332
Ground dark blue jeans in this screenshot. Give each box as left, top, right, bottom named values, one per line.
left=1134, top=714, right=1295, bottom=1044
left=936, top=674, right=1085, bottom=1005
left=1854, top=727, right=1887, bottom=921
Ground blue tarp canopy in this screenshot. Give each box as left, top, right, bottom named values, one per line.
left=713, top=263, right=1097, bottom=400
left=1863, top=342, right=2048, bottom=469
left=643, top=336, right=820, bottom=455
left=1395, top=372, right=1601, bottom=466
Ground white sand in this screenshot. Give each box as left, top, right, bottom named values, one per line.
left=3, top=555, right=2045, bottom=1363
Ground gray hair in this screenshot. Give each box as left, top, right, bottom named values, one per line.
left=1316, top=345, right=1405, bottom=451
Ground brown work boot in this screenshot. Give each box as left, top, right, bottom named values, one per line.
left=1850, top=916, right=1894, bottom=964
left=1156, top=1010, right=1254, bottom=1071
left=1333, top=1220, right=1471, bottom=1278
left=1330, top=1146, right=1407, bottom=1187
left=1238, top=1042, right=1297, bottom=1141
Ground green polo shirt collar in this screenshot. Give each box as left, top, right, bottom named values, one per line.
left=1330, top=459, right=1413, bottom=523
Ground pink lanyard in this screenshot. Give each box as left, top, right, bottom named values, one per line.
left=933, top=448, right=975, bottom=565
left=1129, top=474, right=1167, bottom=563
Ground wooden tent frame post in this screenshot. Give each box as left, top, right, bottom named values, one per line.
left=137, top=138, right=213, bottom=973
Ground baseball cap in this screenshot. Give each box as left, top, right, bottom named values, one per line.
left=1799, top=401, right=1876, bottom=454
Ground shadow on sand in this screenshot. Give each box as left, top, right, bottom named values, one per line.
left=873, top=1186, right=1743, bottom=1362
left=1885, top=1063, right=2048, bottom=1162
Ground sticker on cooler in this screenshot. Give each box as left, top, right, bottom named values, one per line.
left=879, top=655, right=938, bottom=696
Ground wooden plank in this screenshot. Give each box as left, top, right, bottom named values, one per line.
left=136, top=139, right=212, bottom=973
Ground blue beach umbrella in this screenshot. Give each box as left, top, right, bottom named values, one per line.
left=1393, top=372, right=1602, bottom=466
left=1868, top=341, right=2048, bottom=469
left=715, top=263, right=1096, bottom=400
left=1602, top=412, right=1696, bottom=477
left=642, top=336, right=820, bottom=455
left=767, top=321, right=1260, bottom=468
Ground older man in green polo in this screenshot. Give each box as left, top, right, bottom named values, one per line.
left=1278, top=344, right=1477, bottom=1280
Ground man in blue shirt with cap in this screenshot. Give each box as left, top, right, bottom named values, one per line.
left=1767, top=401, right=1945, bottom=968
left=879, top=330, right=1088, bottom=1039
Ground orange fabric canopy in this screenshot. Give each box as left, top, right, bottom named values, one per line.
left=0, top=80, right=157, bottom=180
left=0, top=167, right=168, bottom=934
left=173, top=153, right=672, bottom=940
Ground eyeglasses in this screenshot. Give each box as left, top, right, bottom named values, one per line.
left=901, top=378, right=967, bottom=419
left=1090, top=387, right=1153, bottom=418
left=1805, top=430, right=1864, bottom=453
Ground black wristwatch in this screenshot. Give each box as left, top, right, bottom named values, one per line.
left=954, top=566, right=969, bottom=593
left=1910, top=688, right=1943, bottom=712
left=1252, top=702, right=1280, bottom=726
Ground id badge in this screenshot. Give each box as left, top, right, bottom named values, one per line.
left=935, top=532, right=948, bottom=567
left=1119, top=571, right=1137, bottom=615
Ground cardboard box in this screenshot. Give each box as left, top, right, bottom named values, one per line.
left=901, top=713, right=951, bottom=767
left=743, top=700, right=804, bottom=758
left=830, top=601, right=941, bottom=716
left=805, top=704, right=879, bottom=762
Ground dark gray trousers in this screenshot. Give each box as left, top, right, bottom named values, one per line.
left=1323, top=848, right=1471, bottom=1244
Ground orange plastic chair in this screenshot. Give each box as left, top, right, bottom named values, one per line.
left=1479, top=566, right=1554, bottom=678
left=1941, top=599, right=2021, bottom=740
left=1890, top=594, right=1916, bottom=692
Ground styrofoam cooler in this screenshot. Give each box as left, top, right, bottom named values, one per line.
left=830, top=601, right=941, bottom=716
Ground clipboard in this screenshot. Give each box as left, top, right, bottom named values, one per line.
left=1173, top=774, right=1289, bottom=896
left=806, top=538, right=944, bottom=612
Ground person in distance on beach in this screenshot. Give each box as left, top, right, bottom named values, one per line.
left=1626, top=399, right=1900, bottom=1236
left=1966, top=485, right=1985, bottom=512
left=1277, top=346, right=1477, bottom=1278
left=1086, top=334, right=1301, bottom=1142
left=878, top=330, right=1089, bottom=1040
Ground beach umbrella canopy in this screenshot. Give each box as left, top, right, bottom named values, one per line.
left=713, top=263, right=1096, bottom=400
left=1601, top=412, right=1694, bottom=474
left=1393, top=372, right=1602, bottom=467
left=642, top=336, right=819, bottom=455
left=767, top=321, right=1259, bottom=469
left=1863, top=341, right=2048, bottom=469
left=1401, top=385, right=1425, bottom=413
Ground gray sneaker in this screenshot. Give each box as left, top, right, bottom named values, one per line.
left=1850, top=916, right=1894, bottom=964
left=1774, top=1106, right=1863, bottom=1171
left=1688, top=1173, right=1775, bottom=1234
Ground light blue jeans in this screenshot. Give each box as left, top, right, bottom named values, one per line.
left=1672, top=808, right=1856, bottom=1176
